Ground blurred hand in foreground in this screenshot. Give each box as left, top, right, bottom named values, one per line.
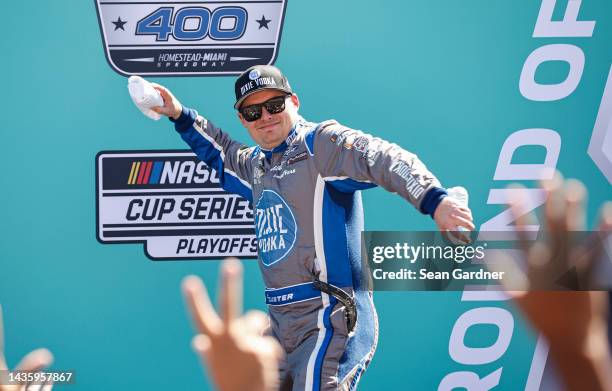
left=182, top=259, right=283, bottom=391
left=0, top=305, right=53, bottom=391
left=509, top=174, right=612, bottom=391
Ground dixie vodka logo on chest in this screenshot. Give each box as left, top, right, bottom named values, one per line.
left=255, top=190, right=297, bottom=266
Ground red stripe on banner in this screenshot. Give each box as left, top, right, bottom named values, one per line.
left=137, top=161, right=147, bottom=184
left=143, top=162, right=153, bottom=184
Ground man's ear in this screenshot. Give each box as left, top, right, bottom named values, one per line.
left=290, top=94, right=300, bottom=110
left=237, top=112, right=248, bottom=127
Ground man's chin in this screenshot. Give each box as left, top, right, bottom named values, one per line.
left=258, top=134, right=285, bottom=149
left=262, top=140, right=281, bottom=149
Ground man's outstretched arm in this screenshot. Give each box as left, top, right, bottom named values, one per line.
left=151, top=84, right=255, bottom=202
left=311, top=121, right=474, bottom=231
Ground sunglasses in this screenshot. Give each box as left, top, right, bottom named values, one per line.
left=239, top=94, right=291, bottom=122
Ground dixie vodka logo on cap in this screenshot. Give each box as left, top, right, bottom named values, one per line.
left=255, top=190, right=297, bottom=266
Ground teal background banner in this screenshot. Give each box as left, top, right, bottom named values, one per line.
left=1, top=1, right=610, bottom=390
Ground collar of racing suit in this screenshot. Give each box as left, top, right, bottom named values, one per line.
left=259, top=116, right=304, bottom=159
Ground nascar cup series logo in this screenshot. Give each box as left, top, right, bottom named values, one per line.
left=96, top=151, right=257, bottom=260
left=255, top=190, right=296, bottom=266
left=94, top=0, right=288, bottom=76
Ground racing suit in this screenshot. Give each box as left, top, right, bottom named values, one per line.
left=171, top=106, right=447, bottom=390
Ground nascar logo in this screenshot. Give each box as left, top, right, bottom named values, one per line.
left=127, top=161, right=158, bottom=185
left=96, top=151, right=257, bottom=260
left=126, top=160, right=220, bottom=185
left=94, top=0, right=288, bottom=76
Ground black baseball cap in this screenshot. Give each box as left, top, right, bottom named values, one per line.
left=234, top=65, right=292, bottom=109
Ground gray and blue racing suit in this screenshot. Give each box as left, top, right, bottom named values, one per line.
left=171, top=107, right=447, bottom=390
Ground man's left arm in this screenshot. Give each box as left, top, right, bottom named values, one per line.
left=312, top=121, right=474, bottom=231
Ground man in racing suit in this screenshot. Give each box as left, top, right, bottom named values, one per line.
left=151, top=65, right=474, bottom=390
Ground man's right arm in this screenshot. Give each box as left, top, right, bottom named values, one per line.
left=152, top=85, right=255, bottom=202
left=311, top=121, right=474, bottom=232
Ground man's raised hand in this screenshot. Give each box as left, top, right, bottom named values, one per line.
left=150, top=84, right=183, bottom=120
